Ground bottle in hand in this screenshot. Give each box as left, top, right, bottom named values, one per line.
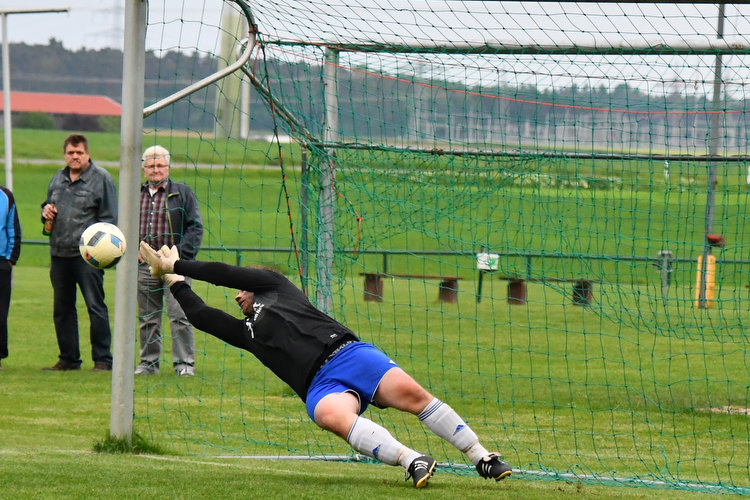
left=43, top=203, right=55, bottom=236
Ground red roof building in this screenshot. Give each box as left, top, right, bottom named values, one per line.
left=0, top=91, right=121, bottom=116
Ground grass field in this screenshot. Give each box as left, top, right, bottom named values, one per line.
left=0, top=266, right=736, bottom=499
left=1, top=129, right=748, bottom=497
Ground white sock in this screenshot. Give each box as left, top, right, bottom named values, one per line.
left=463, top=442, right=491, bottom=466
left=418, top=398, right=489, bottom=465
left=347, top=416, right=415, bottom=466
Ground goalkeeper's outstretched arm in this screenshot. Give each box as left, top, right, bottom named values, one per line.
left=139, top=241, right=285, bottom=293
left=168, top=280, right=251, bottom=350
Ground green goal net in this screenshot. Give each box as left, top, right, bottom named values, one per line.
left=134, top=0, right=750, bottom=494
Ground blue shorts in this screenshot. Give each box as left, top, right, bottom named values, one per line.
left=305, top=341, right=399, bottom=422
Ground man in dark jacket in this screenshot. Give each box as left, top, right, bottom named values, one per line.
left=135, top=145, right=203, bottom=376
left=139, top=242, right=512, bottom=488
left=42, top=133, right=117, bottom=372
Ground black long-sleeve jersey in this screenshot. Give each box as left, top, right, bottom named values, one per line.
left=170, top=260, right=359, bottom=400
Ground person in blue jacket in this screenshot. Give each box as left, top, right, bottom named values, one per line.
left=0, top=184, right=20, bottom=370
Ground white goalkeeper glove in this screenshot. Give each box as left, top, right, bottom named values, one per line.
left=138, top=241, right=180, bottom=277
left=162, top=273, right=185, bottom=287
left=156, top=245, right=184, bottom=286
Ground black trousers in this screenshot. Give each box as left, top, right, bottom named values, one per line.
left=50, top=256, right=112, bottom=366
left=0, top=261, right=11, bottom=359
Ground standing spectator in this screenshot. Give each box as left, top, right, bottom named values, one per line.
left=41, top=133, right=117, bottom=372
left=136, top=145, right=203, bottom=376
left=0, top=185, right=21, bottom=370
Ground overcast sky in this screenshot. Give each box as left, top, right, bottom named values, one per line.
left=1, top=1, right=746, bottom=97
left=0, top=1, right=223, bottom=51
left=0, top=1, right=740, bottom=52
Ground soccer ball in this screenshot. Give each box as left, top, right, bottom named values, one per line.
left=79, top=222, right=126, bottom=269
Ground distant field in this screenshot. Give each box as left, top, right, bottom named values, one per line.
left=4, top=128, right=300, bottom=166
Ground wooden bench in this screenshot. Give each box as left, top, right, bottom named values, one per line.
left=497, top=276, right=595, bottom=306
left=360, top=273, right=464, bottom=303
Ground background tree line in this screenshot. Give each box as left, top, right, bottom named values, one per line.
left=3, top=39, right=746, bottom=153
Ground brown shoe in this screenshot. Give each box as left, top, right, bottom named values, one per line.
left=43, top=360, right=81, bottom=371
left=92, top=362, right=112, bottom=372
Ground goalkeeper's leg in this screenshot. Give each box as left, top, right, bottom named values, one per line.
left=417, top=397, right=511, bottom=480
left=314, top=391, right=435, bottom=487
left=375, top=368, right=512, bottom=481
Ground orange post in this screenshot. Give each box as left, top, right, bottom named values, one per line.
left=694, top=255, right=716, bottom=308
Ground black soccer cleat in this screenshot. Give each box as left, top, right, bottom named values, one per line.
left=476, top=453, right=512, bottom=481
left=405, top=455, right=436, bottom=488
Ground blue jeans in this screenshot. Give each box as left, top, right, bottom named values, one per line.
left=50, top=256, right=112, bottom=367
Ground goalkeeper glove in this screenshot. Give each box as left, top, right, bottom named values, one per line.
left=162, top=273, right=185, bottom=287
left=138, top=241, right=180, bottom=276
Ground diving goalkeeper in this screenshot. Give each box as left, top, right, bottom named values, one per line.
left=139, top=242, right=512, bottom=488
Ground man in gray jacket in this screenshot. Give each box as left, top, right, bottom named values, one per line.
left=41, top=133, right=117, bottom=371
left=135, top=145, right=203, bottom=376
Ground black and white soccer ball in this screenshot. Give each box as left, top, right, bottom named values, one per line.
left=79, top=222, right=126, bottom=269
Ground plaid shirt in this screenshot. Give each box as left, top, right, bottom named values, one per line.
left=139, top=186, right=174, bottom=250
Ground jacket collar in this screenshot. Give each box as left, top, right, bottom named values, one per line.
left=65, top=160, right=96, bottom=182
left=141, top=178, right=172, bottom=192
